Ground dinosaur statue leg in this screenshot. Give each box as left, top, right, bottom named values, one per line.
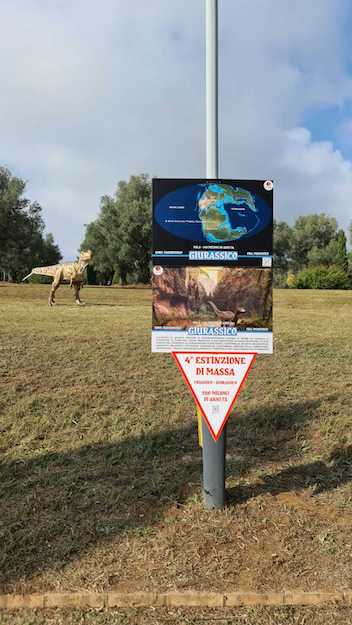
left=73, top=281, right=84, bottom=305
left=49, top=268, right=62, bottom=306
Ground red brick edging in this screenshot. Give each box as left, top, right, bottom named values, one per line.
left=0, top=590, right=351, bottom=609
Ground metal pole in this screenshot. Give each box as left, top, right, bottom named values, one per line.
left=206, top=0, right=219, bottom=178
left=202, top=0, right=226, bottom=510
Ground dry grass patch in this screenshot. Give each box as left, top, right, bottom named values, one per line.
left=0, top=285, right=351, bottom=611
left=0, top=606, right=352, bottom=625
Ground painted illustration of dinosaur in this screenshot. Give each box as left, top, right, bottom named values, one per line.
left=22, top=250, right=92, bottom=306
left=208, top=301, right=246, bottom=326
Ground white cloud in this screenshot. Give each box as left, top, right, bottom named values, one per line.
left=0, top=0, right=351, bottom=257
left=278, top=127, right=352, bottom=228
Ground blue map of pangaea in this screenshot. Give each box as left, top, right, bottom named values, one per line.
left=155, top=183, right=271, bottom=244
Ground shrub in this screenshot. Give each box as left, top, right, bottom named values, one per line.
left=273, top=270, right=288, bottom=288
left=286, top=273, right=297, bottom=288
left=295, top=265, right=351, bottom=289
left=112, top=271, right=120, bottom=286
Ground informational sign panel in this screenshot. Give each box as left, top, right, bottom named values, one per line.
left=153, top=178, right=273, bottom=266
left=152, top=178, right=273, bottom=354
left=173, top=351, right=256, bottom=440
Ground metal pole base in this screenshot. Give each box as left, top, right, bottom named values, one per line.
left=201, top=419, right=226, bottom=509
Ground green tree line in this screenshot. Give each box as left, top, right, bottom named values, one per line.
left=2, top=167, right=350, bottom=289
left=274, top=214, right=352, bottom=289
left=82, top=173, right=351, bottom=289
left=0, top=167, right=62, bottom=281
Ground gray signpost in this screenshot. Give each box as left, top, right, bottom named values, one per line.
left=152, top=1, right=273, bottom=509
left=206, top=0, right=219, bottom=178
left=201, top=0, right=227, bottom=510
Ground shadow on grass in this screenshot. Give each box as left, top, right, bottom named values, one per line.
left=47, top=302, right=127, bottom=308
left=228, top=445, right=352, bottom=505
left=225, top=398, right=324, bottom=476
left=0, top=397, right=350, bottom=590
left=0, top=423, right=199, bottom=590
left=52, top=303, right=122, bottom=307
left=49, top=301, right=148, bottom=308
left=84, top=303, right=124, bottom=307
left=84, top=302, right=146, bottom=307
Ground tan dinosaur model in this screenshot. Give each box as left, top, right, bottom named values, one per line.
left=22, top=250, right=92, bottom=306
left=208, top=301, right=246, bottom=325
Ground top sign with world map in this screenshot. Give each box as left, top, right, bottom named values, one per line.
left=153, top=178, right=273, bottom=267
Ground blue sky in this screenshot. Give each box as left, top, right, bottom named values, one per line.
left=1, top=0, right=352, bottom=258
left=304, top=101, right=352, bottom=152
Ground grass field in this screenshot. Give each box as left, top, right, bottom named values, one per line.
left=0, top=283, right=351, bottom=624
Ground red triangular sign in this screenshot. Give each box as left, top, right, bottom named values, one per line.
left=172, top=351, right=256, bottom=441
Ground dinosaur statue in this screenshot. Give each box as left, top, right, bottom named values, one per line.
left=22, top=250, right=92, bottom=306
left=208, top=301, right=246, bottom=326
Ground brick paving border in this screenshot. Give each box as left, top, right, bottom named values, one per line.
left=0, top=590, right=351, bottom=609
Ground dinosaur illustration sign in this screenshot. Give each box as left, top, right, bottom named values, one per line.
left=152, top=179, right=273, bottom=354
left=172, top=351, right=256, bottom=440
left=152, top=266, right=272, bottom=353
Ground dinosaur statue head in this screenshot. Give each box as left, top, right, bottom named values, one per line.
left=79, top=250, right=92, bottom=263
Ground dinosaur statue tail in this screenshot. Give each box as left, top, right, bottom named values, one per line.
left=22, top=265, right=61, bottom=281
left=22, top=272, right=33, bottom=282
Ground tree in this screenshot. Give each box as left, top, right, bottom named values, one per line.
left=81, top=174, right=152, bottom=285
left=307, top=229, right=348, bottom=272
left=41, top=233, right=62, bottom=266
left=114, top=175, right=152, bottom=283
left=0, top=167, right=26, bottom=253
left=86, top=264, right=97, bottom=285
left=335, top=229, right=348, bottom=273
left=273, top=220, right=293, bottom=272
left=308, top=240, right=339, bottom=267
left=81, top=215, right=115, bottom=284
left=291, top=214, right=338, bottom=270
left=0, top=166, right=61, bottom=280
